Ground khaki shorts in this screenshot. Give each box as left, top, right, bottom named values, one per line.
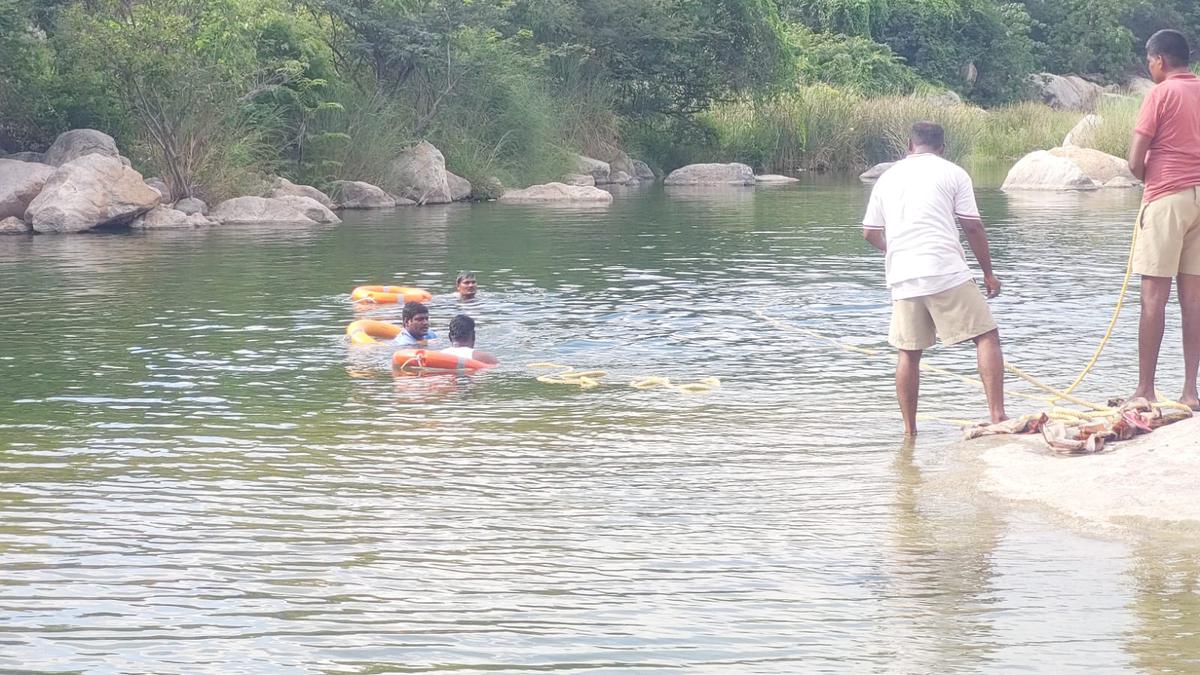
left=1133, top=186, right=1200, bottom=277
left=889, top=280, right=997, bottom=351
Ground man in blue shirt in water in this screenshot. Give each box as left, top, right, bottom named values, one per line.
left=394, top=301, right=438, bottom=347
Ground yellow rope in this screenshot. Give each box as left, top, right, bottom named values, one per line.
left=1058, top=211, right=1142, bottom=397
left=529, top=363, right=721, bottom=393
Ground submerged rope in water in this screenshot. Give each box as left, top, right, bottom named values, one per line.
left=528, top=363, right=721, bottom=394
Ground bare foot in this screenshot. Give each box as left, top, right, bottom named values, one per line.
left=1180, top=393, right=1200, bottom=411
left=990, top=413, right=1009, bottom=424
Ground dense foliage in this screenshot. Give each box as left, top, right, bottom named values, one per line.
left=0, top=0, right=1197, bottom=192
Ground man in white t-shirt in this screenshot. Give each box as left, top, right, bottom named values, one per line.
left=861, top=121, right=1007, bottom=437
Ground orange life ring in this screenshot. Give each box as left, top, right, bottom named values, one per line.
left=393, top=348, right=493, bottom=374
left=350, top=285, right=433, bottom=304
left=346, top=319, right=402, bottom=345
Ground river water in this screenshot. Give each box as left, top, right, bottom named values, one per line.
left=1, top=181, right=1198, bottom=673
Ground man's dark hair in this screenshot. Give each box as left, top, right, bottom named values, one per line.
left=911, top=121, right=945, bottom=149
left=1147, top=29, right=1191, bottom=68
left=456, top=271, right=476, bottom=285
left=402, top=301, right=428, bottom=323
left=448, top=314, right=475, bottom=343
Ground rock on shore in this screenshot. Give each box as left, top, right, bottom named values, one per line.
left=0, top=158, right=54, bottom=220
left=498, top=182, right=614, bottom=203
left=25, top=154, right=161, bottom=233
left=664, top=163, right=755, bottom=186
left=1002, top=147, right=1139, bottom=191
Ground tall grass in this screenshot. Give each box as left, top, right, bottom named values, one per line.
left=682, top=85, right=1145, bottom=176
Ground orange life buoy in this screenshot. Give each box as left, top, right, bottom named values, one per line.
left=392, top=348, right=493, bottom=374
left=346, top=319, right=402, bottom=345
left=350, top=285, right=433, bottom=304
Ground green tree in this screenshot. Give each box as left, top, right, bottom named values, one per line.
left=513, top=0, right=793, bottom=116
left=1021, top=0, right=1135, bottom=79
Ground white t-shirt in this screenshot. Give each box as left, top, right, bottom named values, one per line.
left=862, top=153, right=980, bottom=300
left=441, top=346, right=475, bottom=359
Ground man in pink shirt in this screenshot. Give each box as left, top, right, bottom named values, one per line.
left=1127, top=29, right=1200, bottom=410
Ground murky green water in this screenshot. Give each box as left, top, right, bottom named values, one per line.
left=2, top=181, right=1198, bottom=673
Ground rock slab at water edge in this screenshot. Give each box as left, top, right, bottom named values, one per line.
left=130, top=205, right=213, bottom=230
left=329, top=181, right=397, bottom=209
left=388, top=141, right=452, bottom=205
left=25, top=154, right=161, bottom=233
left=664, top=163, right=755, bottom=186
left=266, top=177, right=336, bottom=210
left=979, top=417, right=1200, bottom=529
left=755, top=174, right=801, bottom=184
left=44, top=129, right=122, bottom=166
left=0, top=216, right=30, bottom=234
left=859, top=162, right=896, bottom=182
left=499, top=183, right=614, bottom=204
left=0, top=159, right=54, bottom=219
left=209, top=196, right=319, bottom=225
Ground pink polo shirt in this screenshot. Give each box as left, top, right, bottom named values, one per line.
left=1134, top=72, right=1200, bottom=204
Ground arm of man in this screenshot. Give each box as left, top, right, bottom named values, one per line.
left=861, top=182, right=887, bottom=251
left=1128, top=131, right=1152, bottom=181
left=959, top=217, right=1001, bottom=298
left=472, top=349, right=499, bottom=365
left=1129, top=88, right=1160, bottom=181
left=862, top=226, right=886, bottom=251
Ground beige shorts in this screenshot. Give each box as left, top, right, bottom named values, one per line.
left=889, top=280, right=997, bottom=351
left=1133, top=186, right=1200, bottom=277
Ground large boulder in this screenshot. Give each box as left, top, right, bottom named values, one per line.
left=1001, top=150, right=1100, bottom=191
left=445, top=171, right=472, bottom=201
left=329, top=180, right=396, bottom=209
left=43, top=129, right=121, bottom=166
left=25, top=154, right=161, bottom=233
left=272, top=195, right=341, bottom=224
left=265, top=177, right=336, bottom=210
left=0, top=216, right=30, bottom=234
left=130, top=205, right=212, bottom=230
left=1048, top=146, right=1139, bottom=188
left=387, top=141, right=452, bottom=204
left=664, top=162, right=755, bottom=186
left=924, top=89, right=963, bottom=107
left=631, top=160, right=656, bottom=183
left=859, top=162, right=896, bottom=182
left=1027, top=73, right=1105, bottom=111
left=173, top=197, right=208, bottom=215
left=498, top=182, right=614, bottom=204
left=1063, top=114, right=1102, bottom=148
left=574, top=155, right=611, bottom=184
left=0, top=158, right=54, bottom=219
left=209, top=196, right=318, bottom=224
left=610, top=170, right=632, bottom=185
left=4, top=151, right=46, bottom=164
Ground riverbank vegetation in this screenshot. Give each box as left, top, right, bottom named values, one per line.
left=0, top=0, right=1197, bottom=199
